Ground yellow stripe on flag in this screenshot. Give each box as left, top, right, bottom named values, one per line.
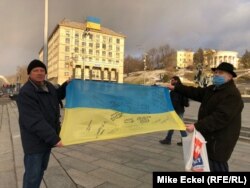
left=60, top=108, right=185, bottom=145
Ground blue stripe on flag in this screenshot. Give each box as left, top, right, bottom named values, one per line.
left=65, top=80, right=174, bottom=114
left=86, top=16, right=101, bottom=24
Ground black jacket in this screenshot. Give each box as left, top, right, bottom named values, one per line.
left=170, top=90, right=189, bottom=114
left=17, top=80, right=67, bottom=154
left=175, top=80, right=244, bottom=162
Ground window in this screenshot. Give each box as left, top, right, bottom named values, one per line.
left=75, top=39, right=79, bottom=46
left=65, top=56, right=70, bottom=61
left=102, top=36, right=106, bottom=42
left=116, top=38, right=120, bottom=44
left=89, top=34, right=93, bottom=40
left=65, top=62, right=69, bottom=68
left=109, top=45, right=112, bottom=50
left=102, top=44, right=106, bottom=49
left=74, top=47, right=79, bottom=53
left=74, top=55, right=78, bottom=61
left=75, top=32, right=79, bottom=38
left=96, top=34, right=100, bottom=42
left=66, top=30, right=70, bottom=37
left=65, top=38, right=70, bottom=44
left=65, top=46, right=70, bottom=52
left=82, top=33, right=85, bottom=39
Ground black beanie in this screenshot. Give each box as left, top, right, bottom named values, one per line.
left=27, top=59, right=47, bottom=74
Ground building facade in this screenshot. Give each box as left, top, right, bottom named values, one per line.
left=204, top=50, right=239, bottom=68
left=39, top=18, right=126, bottom=84
left=176, top=50, right=194, bottom=68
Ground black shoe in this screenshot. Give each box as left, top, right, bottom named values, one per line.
left=159, top=139, right=171, bottom=145
left=177, top=142, right=182, bottom=146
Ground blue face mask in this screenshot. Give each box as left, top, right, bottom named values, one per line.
left=213, top=75, right=226, bottom=86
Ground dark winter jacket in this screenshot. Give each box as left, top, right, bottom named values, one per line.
left=170, top=90, right=189, bottom=115
left=175, top=80, right=243, bottom=162
left=17, top=79, right=67, bottom=154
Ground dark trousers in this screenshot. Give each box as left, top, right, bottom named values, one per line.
left=165, top=113, right=187, bottom=142
left=165, top=130, right=187, bottom=142
left=23, top=150, right=51, bottom=188
left=209, top=158, right=229, bottom=172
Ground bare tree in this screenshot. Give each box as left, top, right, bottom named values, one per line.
left=146, top=44, right=176, bottom=70
left=193, top=48, right=204, bottom=67
left=124, top=55, right=143, bottom=75
left=241, top=50, right=250, bottom=68
left=16, top=65, right=28, bottom=84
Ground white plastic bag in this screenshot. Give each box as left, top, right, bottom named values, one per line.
left=182, top=129, right=210, bottom=172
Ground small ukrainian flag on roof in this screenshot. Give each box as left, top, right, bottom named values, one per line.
left=86, top=16, right=101, bottom=30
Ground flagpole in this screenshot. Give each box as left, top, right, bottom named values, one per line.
left=43, top=0, right=48, bottom=67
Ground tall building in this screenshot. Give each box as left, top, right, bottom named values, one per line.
left=39, top=17, right=126, bottom=84
left=176, top=50, right=194, bottom=68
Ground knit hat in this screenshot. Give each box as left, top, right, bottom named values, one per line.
left=27, top=59, right=47, bottom=74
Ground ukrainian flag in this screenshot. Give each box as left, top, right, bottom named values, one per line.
left=60, top=80, right=185, bottom=145
left=86, top=16, right=101, bottom=30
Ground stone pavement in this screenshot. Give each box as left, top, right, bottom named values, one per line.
left=0, top=98, right=250, bottom=188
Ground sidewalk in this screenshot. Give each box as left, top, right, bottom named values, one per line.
left=0, top=100, right=250, bottom=188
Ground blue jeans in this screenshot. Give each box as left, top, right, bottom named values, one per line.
left=23, top=150, right=51, bottom=188
left=165, top=113, right=187, bottom=142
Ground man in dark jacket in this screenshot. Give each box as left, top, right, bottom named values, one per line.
left=159, top=76, right=189, bottom=146
left=16, top=59, right=68, bottom=188
left=166, top=62, right=244, bottom=172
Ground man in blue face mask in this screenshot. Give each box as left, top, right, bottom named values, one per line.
left=212, top=62, right=237, bottom=87
left=165, top=62, right=244, bottom=172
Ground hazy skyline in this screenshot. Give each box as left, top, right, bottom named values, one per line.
left=1, top=0, right=250, bottom=76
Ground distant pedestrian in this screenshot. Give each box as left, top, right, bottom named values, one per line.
left=159, top=76, right=189, bottom=146
left=165, top=62, right=244, bottom=172
left=16, top=59, right=68, bottom=188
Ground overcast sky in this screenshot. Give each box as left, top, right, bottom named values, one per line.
left=0, top=0, right=250, bottom=76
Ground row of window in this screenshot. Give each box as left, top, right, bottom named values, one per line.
left=64, top=46, right=121, bottom=58
left=65, top=30, right=121, bottom=44
left=64, top=69, right=118, bottom=79
left=64, top=57, right=120, bottom=65
left=178, top=58, right=193, bottom=62
left=65, top=38, right=121, bottom=51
